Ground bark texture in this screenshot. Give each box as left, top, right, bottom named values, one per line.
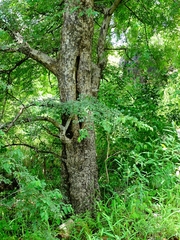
left=59, top=0, right=99, bottom=213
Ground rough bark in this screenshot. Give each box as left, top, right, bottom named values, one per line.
left=58, top=0, right=100, bottom=213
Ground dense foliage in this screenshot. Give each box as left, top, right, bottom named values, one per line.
left=0, top=0, right=180, bottom=239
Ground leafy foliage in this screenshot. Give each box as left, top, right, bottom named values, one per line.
left=0, top=148, right=73, bottom=239
left=0, top=0, right=180, bottom=238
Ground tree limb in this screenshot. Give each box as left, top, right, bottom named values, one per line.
left=42, top=125, right=60, bottom=138
left=25, top=115, right=72, bottom=143
left=3, top=143, right=60, bottom=158
left=0, top=106, right=62, bottom=132
left=124, top=3, right=144, bottom=23
left=0, top=20, right=59, bottom=76
left=0, top=46, right=19, bottom=53
left=18, top=41, right=59, bottom=76
left=4, top=106, right=26, bottom=132
left=0, top=103, right=72, bottom=144
left=0, top=57, right=29, bottom=74
left=24, top=116, right=63, bottom=130
left=109, top=0, right=124, bottom=15
left=63, top=115, right=72, bottom=135
left=97, top=0, right=124, bottom=73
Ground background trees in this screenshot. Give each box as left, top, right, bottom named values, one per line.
left=0, top=0, right=180, bottom=239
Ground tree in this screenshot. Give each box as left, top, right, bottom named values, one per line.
left=0, top=0, right=179, bottom=214
left=0, top=0, right=123, bottom=214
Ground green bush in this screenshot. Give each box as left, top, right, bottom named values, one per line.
left=0, top=148, right=73, bottom=239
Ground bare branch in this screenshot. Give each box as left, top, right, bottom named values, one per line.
left=29, top=115, right=72, bottom=143
left=3, top=143, right=60, bottom=158
left=26, top=116, right=63, bottom=130
left=58, top=116, right=73, bottom=144
left=5, top=106, right=25, bottom=132
left=64, top=116, right=72, bottom=134
left=124, top=3, right=144, bottom=23
left=0, top=106, right=62, bottom=133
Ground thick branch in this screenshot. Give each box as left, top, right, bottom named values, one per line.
left=63, top=115, right=72, bottom=135
left=0, top=21, right=59, bottom=76
left=18, top=42, right=59, bottom=76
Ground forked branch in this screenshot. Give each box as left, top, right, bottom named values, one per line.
left=0, top=104, right=73, bottom=144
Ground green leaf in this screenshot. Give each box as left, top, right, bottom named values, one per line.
left=102, top=120, right=112, bottom=134
left=78, top=129, right=89, bottom=142
left=40, top=210, right=49, bottom=222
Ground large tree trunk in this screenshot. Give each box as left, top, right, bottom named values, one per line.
left=58, top=0, right=100, bottom=214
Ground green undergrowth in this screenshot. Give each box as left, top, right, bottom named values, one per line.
left=70, top=130, right=180, bottom=239
left=69, top=183, right=180, bottom=240
left=1, top=128, right=180, bottom=239
left=0, top=148, right=73, bottom=240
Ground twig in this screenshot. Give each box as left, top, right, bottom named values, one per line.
left=5, top=106, right=25, bottom=132
left=0, top=57, right=29, bottom=74
left=124, top=3, right=144, bottom=23
left=3, top=143, right=60, bottom=158
left=105, top=47, right=127, bottom=51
